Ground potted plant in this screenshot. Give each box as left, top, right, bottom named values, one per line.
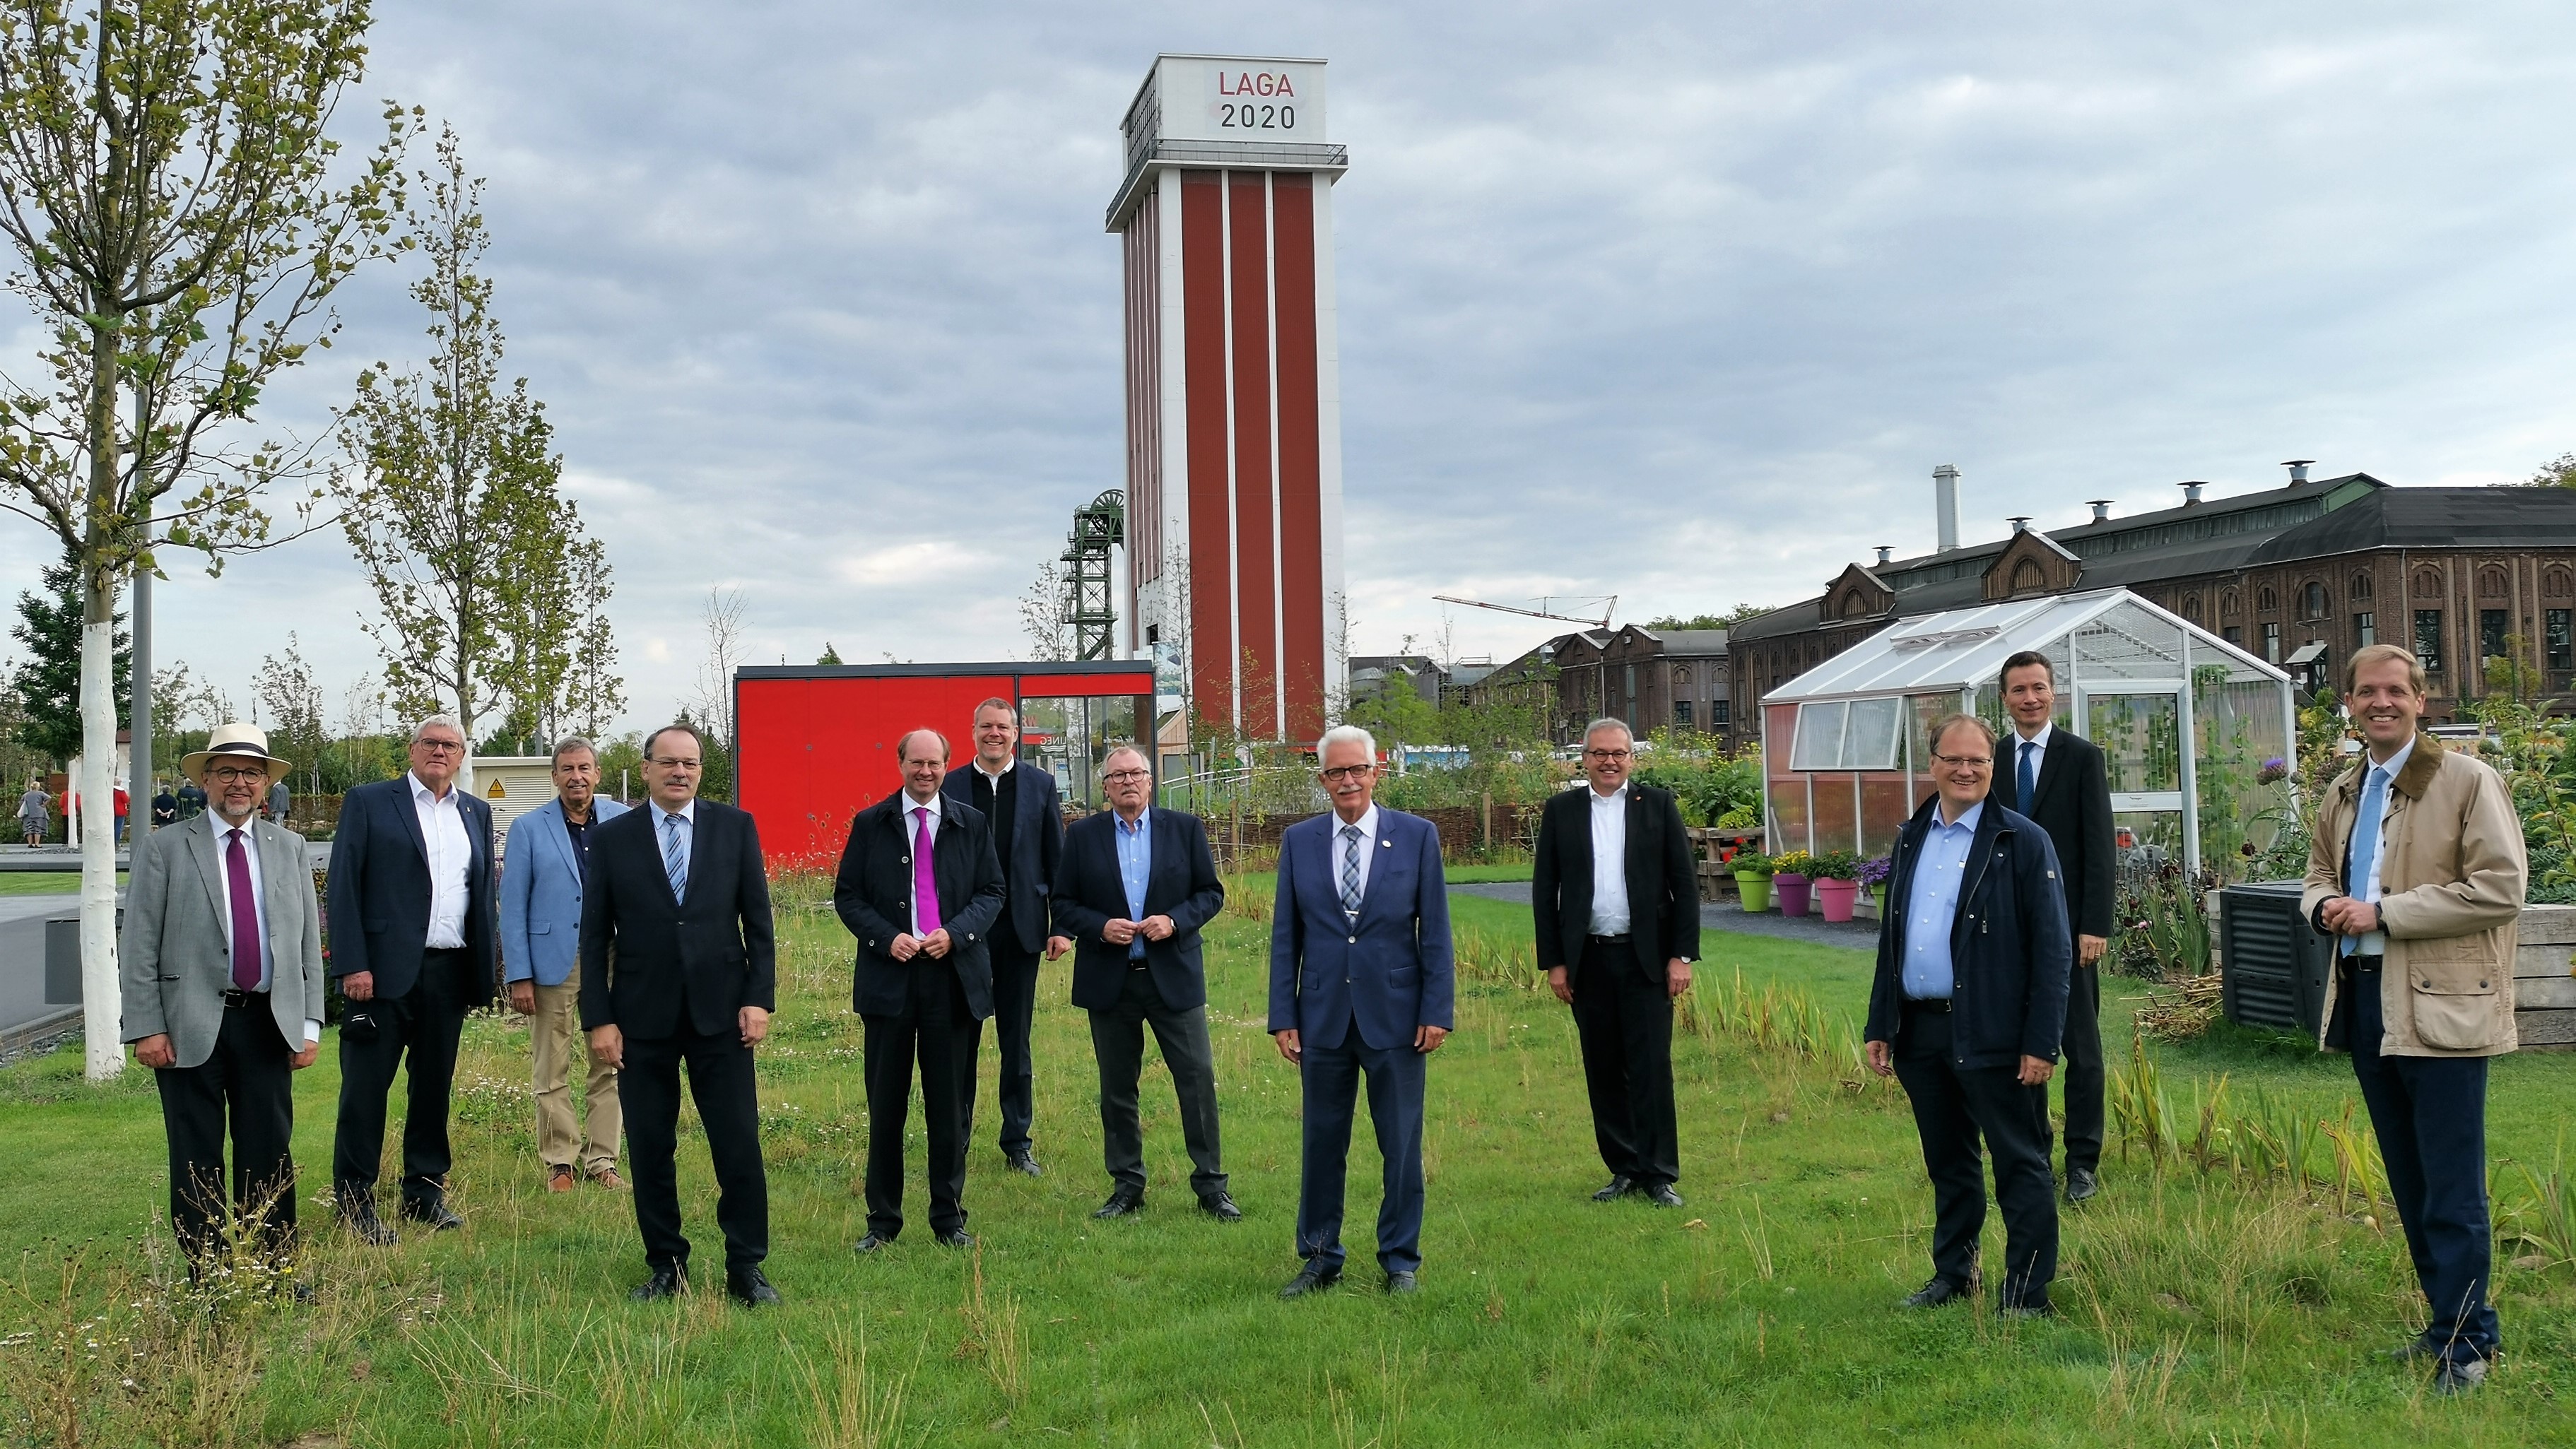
left=1811, top=850, right=1863, bottom=923
left=1858, top=853, right=1893, bottom=918
left=1771, top=849, right=1816, bottom=917
left=1731, top=850, right=1775, bottom=912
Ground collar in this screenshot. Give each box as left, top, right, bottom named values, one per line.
left=2365, top=735, right=2415, bottom=784
left=1114, top=805, right=1151, bottom=836
left=212, top=811, right=259, bottom=836
left=408, top=771, right=456, bottom=805
left=974, top=757, right=1014, bottom=785
left=902, top=790, right=943, bottom=822
left=1332, top=803, right=1380, bottom=841
left=2013, top=722, right=2054, bottom=752
left=1934, top=798, right=1986, bottom=833
left=653, top=798, right=697, bottom=829
left=1589, top=781, right=1630, bottom=804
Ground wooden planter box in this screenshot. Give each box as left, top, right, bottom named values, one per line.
left=2512, top=904, right=2576, bottom=1049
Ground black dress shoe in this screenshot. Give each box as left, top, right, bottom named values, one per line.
left=629, top=1266, right=687, bottom=1302
left=852, top=1233, right=893, bottom=1254
left=1592, top=1176, right=1636, bottom=1202
left=2065, top=1167, right=2101, bottom=1204
left=1902, top=1277, right=1973, bottom=1308
left=1004, top=1149, right=1044, bottom=1177
left=1199, top=1190, right=1242, bottom=1222
left=1279, top=1258, right=1342, bottom=1300
left=1383, top=1270, right=1418, bottom=1295
left=726, top=1266, right=782, bottom=1307
left=401, top=1197, right=464, bottom=1232
left=1094, top=1188, right=1145, bottom=1219
left=1642, top=1183, right=1686, bottom=1208
left=934, top=1229, right=975, bottom=1249
left=341, top=1205, right=397, bottom=1247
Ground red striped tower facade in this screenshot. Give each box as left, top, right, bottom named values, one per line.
left=1108, top=54, right=1348, bottom=747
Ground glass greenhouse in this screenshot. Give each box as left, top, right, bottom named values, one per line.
left=1758, top=587, right=2296, bottom=874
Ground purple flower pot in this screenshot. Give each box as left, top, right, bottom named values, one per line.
left=1773, top=872, right=1812, bottom=917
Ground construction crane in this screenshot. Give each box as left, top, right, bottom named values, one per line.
left=1059, top=490, right=1124, bottom=661
left=1430, top=593, right=1617, bottom=629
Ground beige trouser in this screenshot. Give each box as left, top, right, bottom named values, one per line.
left=531, top=978, right=621, bottom=1175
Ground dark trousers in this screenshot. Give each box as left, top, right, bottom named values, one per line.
left=2347, top=963, right=2498, bottom=1364
left=1295, top=1022, right=1427, bottom=1274
left=1893, top=1007, right=2058, bottom=1307
left=156, top=998, right=298, bottom=1266
left=2038, top=960, right=2105, bottom=1173
left=861, top=962, right=980, bottom=1238
left=965, top=942, right=1040, bottom=1157
left=1088, top=965, right=1225, bottom=1197
left=622, top=1022, right=768, bottom=1272
left=331, top=950, right=468, bottom=1210
left=1571, top=939, right=1678, bottom=1187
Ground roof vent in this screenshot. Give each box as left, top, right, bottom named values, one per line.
left=2282, top=459, right=2314, bottom=485
left=2006, top=515, right=2033, bottom=534
left=2180, top=481, right=2206, bottom=507
left=2087, top=499, right=2112, bottom=523
left=1874, top=545, right=1893, bottom=566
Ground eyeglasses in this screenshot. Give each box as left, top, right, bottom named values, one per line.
left=1930, top=751, right=1994, bottom=771
left=1319, top=764, right=1375, bottom=782
left=414, top=739, right=464, bottom=754
left=1102, top=769, right=1151, bottom=783
left=648, top=756, right=703, bottom=770
left=1584, top=748, right=1632, bottom=761
left=207, top=766, right=269, bottom=783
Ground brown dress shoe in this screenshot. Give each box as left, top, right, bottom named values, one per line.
left=588, top=1169, right=626, bottom=1190
left=546, top=1166, right=575, bottom=1194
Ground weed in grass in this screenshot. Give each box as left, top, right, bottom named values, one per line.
left=789, top=1320, right=912, bottom=1449
left=957, top=1241, right=1028, bottom=1406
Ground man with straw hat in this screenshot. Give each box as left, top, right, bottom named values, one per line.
left=119, top=723, right=324, bottom=1287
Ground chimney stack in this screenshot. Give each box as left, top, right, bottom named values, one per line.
left=2007, top=515, right=2033, bottom=534
left=2282, top=459, right=2314, bottom=485
left=1874, top=545, right=1893, bottom=567
left=1933, top=464, right=1960, bottom=553
left=2087, top=499, right=2112, bottom=523
left=2180, top=480, right=2206, bottom=507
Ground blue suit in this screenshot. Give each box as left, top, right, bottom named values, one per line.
left=1268, top=807, right=1454, bottom=1276
left=500, top=797, right=629, bottom=986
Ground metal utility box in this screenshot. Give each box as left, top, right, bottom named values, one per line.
left=2218, top=880, right=2334, bottom=1036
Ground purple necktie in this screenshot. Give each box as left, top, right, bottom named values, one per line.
left=226, top=827, right=260, bottom=990
left=913, top=808, right=942, bottom=935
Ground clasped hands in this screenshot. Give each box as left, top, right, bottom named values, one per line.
left=888, top=928, right=953, bottom=962
left=2316, top=896, right=2384, bottom=937
left=1100, top=914, right=1174, bottom=947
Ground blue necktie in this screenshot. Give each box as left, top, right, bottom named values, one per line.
left=661, top=810, right=690, bottom=904
left=2017, top=740, right=2037, bottom=815
left=2343, top=767, right=2388, bottom=957
left=1341, top=824, right=1363, bottom=917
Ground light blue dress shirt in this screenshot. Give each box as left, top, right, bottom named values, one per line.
left=1902, top=800, right=1984, bottom=1001
left=1114, top=807, right=1152, bottom=960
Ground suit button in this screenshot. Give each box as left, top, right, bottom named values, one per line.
left=1348, top=936, right=1357, bottom=944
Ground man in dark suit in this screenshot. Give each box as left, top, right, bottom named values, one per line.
left=1865, top=713, right=2073, bottom=1316
left=942, top=698, right=1071, bottom=1176
left=580, top=723, right=780, bottom=1306
left=1052, top=745, right=1234, bottom=1222
left=1269, top=726, right=1454, bottom=1297
left=1533, top=718, right=1700, bottom=1207
left=837, top=728, right=1006, bottom=1252
left=121, top=723, right=324, bottom=1282
left=1996, top=651, right=2117, bottom=1203
left=327, top=713, right=497, bottom=1243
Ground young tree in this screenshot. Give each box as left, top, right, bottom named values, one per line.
left=11, top=543, right=127, bottom=762
left=564, top=532, right=624, bottom=738
left=1017, top=557, right=1069, bottom=661
left=0, top=0, right=411, bottom=1077
left=250, top=632, right=326, bottom=792
left=686, top=584, right=746, bottom=750
left=336, top=126, right=580, bottom=792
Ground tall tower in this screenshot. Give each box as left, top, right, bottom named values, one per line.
left=1108, top=54, right=1348, bottom=747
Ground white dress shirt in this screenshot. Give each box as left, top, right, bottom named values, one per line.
left=1589, top=783, right=1631, bottom=935
left=214, top=815, right=319, bottom=1047
left=902, top=789, right=943, bottom=935
left=1331, top=803, right=1381, bottom=913
left=410, top=771, right=471, bottom=950
left=2348, top=736, right=2413, bottom=955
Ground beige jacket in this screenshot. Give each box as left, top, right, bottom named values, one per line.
left=2302, top=732, right=2525, bottom=1057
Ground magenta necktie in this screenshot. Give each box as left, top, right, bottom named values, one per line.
left=912, top=808, right=942, bottom=934
left=225, top=827, right=260, bottom=990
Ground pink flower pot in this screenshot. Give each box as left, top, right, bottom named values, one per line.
left=1814, top=878, right=1859, bottom=923
left=1773, top=872, right=1812, bottom=917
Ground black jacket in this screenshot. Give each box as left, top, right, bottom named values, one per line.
left=1531, top=781, right=1700, bottom=978
left=1052, top=808, right=1226, bottom=1012
left=325, top=775, right=498, bottom=1004
left=1999, top=728, right=2116, bottom=940
left=577, top=799, right=777, bottom=1039
left=1864, top=795, right=2074, bottom=1071
left=834, top=791, right=1007, bottom=1020
left=941, top=760, right=1064, bottom=954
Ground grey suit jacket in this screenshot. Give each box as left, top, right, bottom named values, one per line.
left=119, top=813, right=327, bottom=1070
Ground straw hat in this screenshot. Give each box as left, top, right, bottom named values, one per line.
left=180, top=722, right=293, bottom=786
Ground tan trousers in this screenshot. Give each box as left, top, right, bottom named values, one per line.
left=531, top=978, right=621, bottom=1175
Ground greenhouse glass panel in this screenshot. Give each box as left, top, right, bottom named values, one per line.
left=1792, top=700, right=1849, bottom=770
left=1811, top=771, right=1858, bottom=855
left=1843, top=696, right=1903, bottom=769
left=2071, top=604, right=2188, bottom=684
left=2090, top=692, right=2183, bottom=794
left=1908, top=692, right=1965, bottom=767
left=2113, top=810, right=2185, bottom=871
left=1860, top=776, right=1915, bottom=858
left=2193, top=668, right=2295, bottom=879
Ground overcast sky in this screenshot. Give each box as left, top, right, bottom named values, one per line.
left=7, top=1, right=2573, bottom=735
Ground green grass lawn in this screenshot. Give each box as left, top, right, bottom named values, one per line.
left=2, top=879, right=2572, bottom=1446
left=0, top=870, right=123, bottom=895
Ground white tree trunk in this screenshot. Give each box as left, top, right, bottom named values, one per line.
left=78, top=614, right=122, bottom=1080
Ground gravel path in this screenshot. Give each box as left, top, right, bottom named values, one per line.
left=1451, top=880, right=1881, bottom=950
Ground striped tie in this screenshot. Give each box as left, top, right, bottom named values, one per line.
left=1340, top=824, right=1363, bottom=916
left=661, top=810, right=689, bottom=903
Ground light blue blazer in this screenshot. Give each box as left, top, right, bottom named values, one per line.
left=500, top=796, right=630, bottom=986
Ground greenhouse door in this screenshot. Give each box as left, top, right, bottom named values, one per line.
left=2079, top=687, right=2187, bottom=872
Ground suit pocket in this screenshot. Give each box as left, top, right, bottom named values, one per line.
left=2408, top=938, right=2506, bottom=1051
left=528, top=922, right=551, bottom=935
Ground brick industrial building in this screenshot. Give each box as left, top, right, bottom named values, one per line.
left=1731, top=463, right=2576, bottom=721
left=1469, top=624, right=1737, bottom=747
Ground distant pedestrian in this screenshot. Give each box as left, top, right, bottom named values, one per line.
left=151, top=781, right=177, bottom=828
left=266, top=778, right=290, bottom=824
left=177, top=776, right=206, bottom=819
left=113, top=783, right=128, bottom=844
left=18, top=779, right=48, bottom=846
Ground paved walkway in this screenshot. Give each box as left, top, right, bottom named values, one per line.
left=1452, top=880, right=1881, bottom=950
